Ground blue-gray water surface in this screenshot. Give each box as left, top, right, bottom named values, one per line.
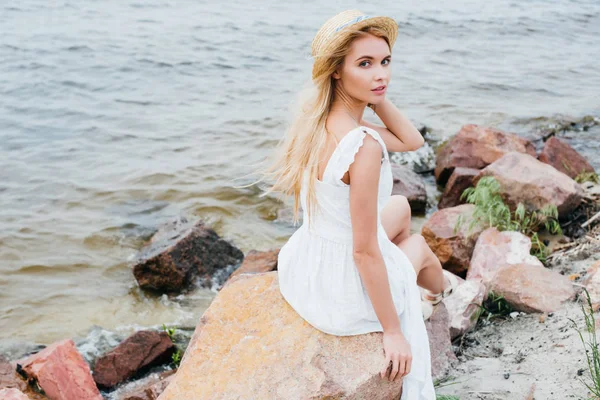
left=1, top=0, right=599, bottom=344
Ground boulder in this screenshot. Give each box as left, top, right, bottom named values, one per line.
left=538, top=136, right=595, bottom=179
left=0, top=356, right=27, bottom=392
left=19, top=339, right=102, bottom=400
left=435, top=124, right=536, bottom=185
left=133, top=218, right=243, bottom=293
left=467, top=228, right=543, bottom=288
left=421, top=204, right=483, bottom=277
left=474, top=152, right=583, bottom=218
left=93, top=331, right=175, bottom=389
left=424, top=302, right=457, bottom=381
left=158, top=272, right=405, bottom=399
left=442, top=280, right=488, bottom=339
left=489, top=264, right=576, bottom=313
left=224, top=249, right=279, bottom=286
left=390, top=164, right=427, bottom=212
left=438, top=167, right=479, bottom=209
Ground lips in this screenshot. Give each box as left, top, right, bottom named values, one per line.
left=372, top=85, right=386, bottom=91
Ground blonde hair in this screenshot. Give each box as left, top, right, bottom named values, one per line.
left=243, top=26, right=391, bottom=226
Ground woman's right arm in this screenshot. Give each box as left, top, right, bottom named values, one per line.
left=348, top=134, right=412, bottom=382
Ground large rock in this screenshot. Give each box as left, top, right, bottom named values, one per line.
left=424, top=302, right=457, bottom=380
left=489, top=264, right=577, bottom=313
left=438, top=167, right=479, bottom=209
left=133, top=218, right=244, bottom=293
left=443, top=280, right=488, bottom=339
left=435, top=124, right=536, bottom=185
left=19, top=339, right=102, bottom=400
left=0, top=356, right=27, bottom=392
left=421, top=204, right=484, bottom=277
left=93, top=331, right=176, bottom=389
left=158, top=272, right=405, bottom=399
left=467, top=228, right=543, bottom=288
left=474, top=152, right=583, bottom=218
left=390, top=164, right=427, bottom=212
left=224, top=249, right=279, bottom=286
left=538, top=136, right=595, bottom=179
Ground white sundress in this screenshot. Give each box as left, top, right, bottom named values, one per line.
left=277, top=125, right=436, bottom=399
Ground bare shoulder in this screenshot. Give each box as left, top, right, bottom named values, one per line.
left=325, top=114, right=361, bottom=143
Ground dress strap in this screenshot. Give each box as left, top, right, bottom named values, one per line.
left=323, top=126, right=388, bottom=186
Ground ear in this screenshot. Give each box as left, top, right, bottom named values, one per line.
left=332, top=67, right=340, bottom=80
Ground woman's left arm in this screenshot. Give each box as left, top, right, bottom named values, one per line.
left=360, top=98, right=424, bottom=152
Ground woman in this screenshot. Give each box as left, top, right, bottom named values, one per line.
left=258, top=10, right=457, bottom=399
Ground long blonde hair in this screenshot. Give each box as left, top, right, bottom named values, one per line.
left=248, top=26, right=392, bottom=226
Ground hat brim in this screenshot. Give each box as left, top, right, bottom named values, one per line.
left=312, top=16, right=399, bottom=80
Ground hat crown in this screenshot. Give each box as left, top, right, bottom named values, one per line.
left=311, top=10, right=369, bottom=57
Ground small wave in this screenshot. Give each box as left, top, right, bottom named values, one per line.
left=64, top=45, right=92, bottom=52
left=114, top=99, right=158, bottom=106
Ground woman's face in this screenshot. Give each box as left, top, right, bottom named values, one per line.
left=332, top=33, right=392, bottom=105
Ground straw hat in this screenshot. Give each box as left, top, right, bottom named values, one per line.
left=311, top=10, right=399, bottom=81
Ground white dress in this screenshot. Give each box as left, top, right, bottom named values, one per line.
left=277, top=125, right=436, bottom=399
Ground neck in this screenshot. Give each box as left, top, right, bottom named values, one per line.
left=330, top=86, right=367, bottom=125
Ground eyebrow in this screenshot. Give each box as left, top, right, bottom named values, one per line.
left=355, top=54, right=392, bottom=61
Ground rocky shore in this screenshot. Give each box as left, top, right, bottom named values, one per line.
left=1, top=116, right=599, bottom=400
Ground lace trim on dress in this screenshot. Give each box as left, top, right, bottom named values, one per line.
left=333, top=126, right=389, bottom=185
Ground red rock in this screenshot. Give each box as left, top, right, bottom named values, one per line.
left=438, top=167, right=479, bottom=209
left=489, top=264, right=576, bottom=313
left=424, top=302, right=457, bottom=380
left=474, top=152, right=583, bottom=218
left=93, top=331, right=175, bottom=389
left=0, top=388, right=29, bottom=400
left=538, top=136, right=595, bottom=179
left=391, top=164, right=427, bottom=212
left=158, top=272, right=405, bottom=399
left=442, top=279, right=488, bottom=339
left=435, top=124, right=536, bottom=185
left=421, top=204, right=483, bottom=276
left=467, top=228, right=543, bottom=288
left=225, top=249, right=279, bottom=285
left=20, top=339, right=102, bottom=400
left=121, top=370, right=176, bottom=400
left=133, top=218, right=243, bottom=293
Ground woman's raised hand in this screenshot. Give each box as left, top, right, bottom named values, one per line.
left=380, top=331, right=412, bottom=382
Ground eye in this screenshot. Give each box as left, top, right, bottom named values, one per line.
left=359, top=58, right=391, bottom=67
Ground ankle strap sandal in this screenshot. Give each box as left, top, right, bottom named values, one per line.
left=422, top=270, right=460, bottom=306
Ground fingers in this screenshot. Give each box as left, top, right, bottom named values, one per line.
left=389, top=359, right=399, bottom=381
left=380, top=354, right=391, bottom=379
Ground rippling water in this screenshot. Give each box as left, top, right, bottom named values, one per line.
left=1, top=0, right=599, bottom=345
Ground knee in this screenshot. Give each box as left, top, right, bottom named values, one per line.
left=392, top=195, right=411, bottom=221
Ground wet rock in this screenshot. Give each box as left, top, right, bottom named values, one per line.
left=133, top=218, right=244, bottom=293
left=389, top=141, right=436, bottom=174
left=467, top=228, right=543, bottom=288
left=424, top=302, right=457, bottom=380
left=434, top=124, right=536, bottom=185
left=489, top=264, right=576, bottom=313
left=538, top=136, right=595, bottom=179
left=421, top=204, right=483, bottom=277
left=0, top=388, right=29, bottom=400
left=442, top=279, right=488, bottom=339
left=438, top=167, right=479, bottom=209
left=158, top=272, right=405, bottom=399
left=19, top=339, right=102, bottom=400
left=474, top=152, right=583, bottom=218
left=93, top=331, right=175, bottom=390
left=391, top=164, right=427, bottom=212
left=120, top=370, right=176, bottom=400
left=224, top=249, right=279, bottom=287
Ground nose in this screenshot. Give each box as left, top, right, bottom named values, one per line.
left=374, top=64, right=389, bottom=81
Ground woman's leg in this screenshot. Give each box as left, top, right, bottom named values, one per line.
left=396, top=234, right=444, bottom=294
left=381, top=195, right=411, bottom=245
